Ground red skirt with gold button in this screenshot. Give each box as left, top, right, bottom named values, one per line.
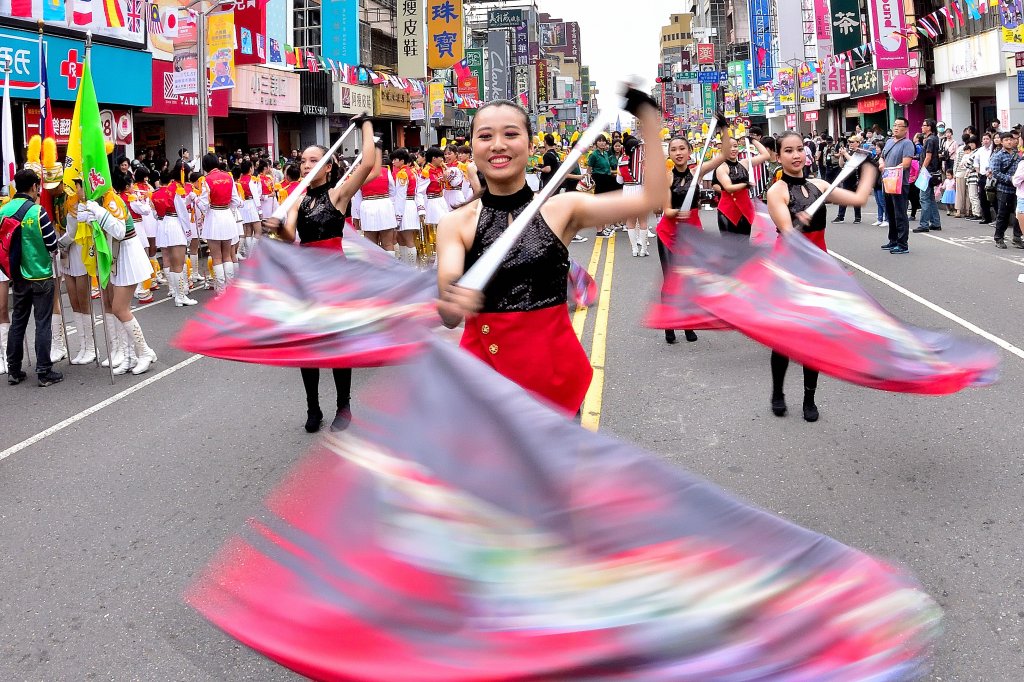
left=460, top=304, right=592, bottom=417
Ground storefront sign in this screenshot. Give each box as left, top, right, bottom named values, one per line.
left=397, top=0, right=426, bottom=79
left=24, top=104, right=133, bottom=145
left=322, top=0, right=360, bottom=65
left=867, top=0, right=909, bottom=69
left=823, top=62, right=848, bottom=95
left=934, top=31, right=1001, bottom=84
left=300, top=71, right=331, bottom=117
left=373, top=85, right=411, bottom=118
left=332, top=83, right=373, bottom=116
left=513, top=19, right=529, bottom=68
left=749, top=0, right=773, bottom=86
left=536, top=59, right=549, bottom=102
left=513, top=65, right=530, bottom=107
left=831, top=0, right=863, bottom=54
left=803, top=110, right=818, bottom=122
left=145, top=59, right=230, bottom=116
left=426, top=0, right=464, bottom=69
left=856, top=94, right=888, bottom=114
left=701, top=83, right=714, bottom=120
left=0, top=27, right=151, bottom=106
left=231, top=65, right=299, bottom=111
left=847, top=64, right=881, bottom=99
left=172, top=47, right=199, bottom=95
left=1018, top=74, right=1024, bottom=104
left=696, top=43, right=715, bottom=65
left=486, top=31, right=509, bottom=100
left=466, top=47, right=484, bottom=99
left=410, top=93, right=425, bottom=121
left=487, top=8, right=523, bottom=29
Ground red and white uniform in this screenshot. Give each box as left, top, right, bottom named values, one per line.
left=443, top=162, right=465, bottom=209
left=259, top=173, right=278, bottom=219
left=132, top=182, right=159, bottom=239
left=393, top=166, right=422, bottom=232
left=238, top=173, right=261, bottom=223
left=154, top=182, right=190, bottom=247
left=195, top=169, right=243, bottom=241
left=420, top=165, right=450, bottom=225
left=352, top=167, right=398, bottom=232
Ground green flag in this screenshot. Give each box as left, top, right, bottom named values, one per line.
left=77, top=57, right=112, bottom=288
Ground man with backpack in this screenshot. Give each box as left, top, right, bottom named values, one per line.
left=1, top=169, right=62, bottom=387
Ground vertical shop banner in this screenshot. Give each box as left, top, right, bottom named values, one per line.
left=322, top=0, right=359, bottom=65
left=799, top=68, right=815, bottom=102
left=465, top=47, right=483, bottom=99
left=778, top=68, right=795, bottom=104
left=513, top=20, right=529, bottom=67
left=398, top=0, right=426, bottom=79
left=428, top=82, right=444, bottom=119
left=536, top=59, right=548, bottom=104
left=426, top=0, right=464, bottom=69
left=701, top=83, right=714, bottom=120
left=831, top=0, right=863, bottom=54
left=172, top=46, right=199, bottom=95
left=264, top=0, right=288, bottom=65
left=824, top=62, right=848, bottom=95
left=486, top=31, right=509, bottom=101
left=513, top=65, right=530, bottom=108
left=749, top=0, right=773, bottom=86
left=814, top=0, right=834, bottom=61
left=206, top=10, right=236, bottom=91
left=867, top=0, right=909, bottom=69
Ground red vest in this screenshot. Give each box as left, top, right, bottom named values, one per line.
left=207, top=170, right=234, bottom=208
left=260, top=174, right=274, bottom=196
left=151, top=186, right=176, bottom=218
left=360, top=167, right=390, bottom=199
left=240, top=174, right=254, bottom=199
left=282, top=181, right=300, bottom=196
left=425, top=165, right=444, bottom=196
left=120, top=190, right=142, bottom=220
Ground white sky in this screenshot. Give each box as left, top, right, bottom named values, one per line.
left=536, top=0, right=683, bottom=93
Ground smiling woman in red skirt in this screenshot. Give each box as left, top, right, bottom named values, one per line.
left=436, top=91, right=667, bottom=416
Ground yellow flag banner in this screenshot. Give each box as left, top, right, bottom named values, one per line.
left=206, top=11, right=237, bottom=91
left=428, top=82, right=445, bottom=120
left=426, top=0, right=464, bottom=69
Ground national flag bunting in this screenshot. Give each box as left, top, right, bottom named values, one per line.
left=188, top=338, right=942, bottom=681
left=102, top=0, right=125, bottom=28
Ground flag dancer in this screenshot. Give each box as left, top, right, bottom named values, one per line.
left=436, top=91, right=668, bottom=416
left=715, top=131, right=770, bottom=237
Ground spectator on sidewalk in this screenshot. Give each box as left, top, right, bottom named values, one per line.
left=879, top=117, right=916, bottom=255
left=3, top=169, right=62, bottom=387
left=973, top=133, right=994, bottom=224
left=989, top=131, right=1022, bottom=249
left=915, top=119, right=943, bottom=233
left=871, top=139, right=888, bottom=227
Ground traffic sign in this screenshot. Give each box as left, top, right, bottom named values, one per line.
left=678, top=71, right=698, bottom=83
left=697, top=71, right=724, bottom=84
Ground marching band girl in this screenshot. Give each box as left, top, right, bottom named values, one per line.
left=152, top=167, right=198, bottom=307
left=443, top=146, right=466, bottom=209
left=195, top=153, right=243, bottom=293
left=351, top=143, right=398, bottom=253
left=132, top=168, right=159, bottom=303
left=391, top=148, right=422, bottom=267
left=237, top=160, right=262, bottom=259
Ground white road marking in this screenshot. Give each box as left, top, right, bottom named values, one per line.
left=0, top=355, right=204, bottom=464
left=920, top=232, right=1024, bottom=268
left=828, top=250, right=1024, bottom=361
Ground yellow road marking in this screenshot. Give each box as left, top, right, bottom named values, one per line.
left=573, top=236, right=605, bottom=340
left=580, top=234, right=615, bottom=432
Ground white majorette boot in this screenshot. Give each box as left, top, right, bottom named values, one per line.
left=114, top=323, right=135, bottom=375
left=0, top=322, right=9, bottom=374
left=72, top=312, right=97, bottom=365
left=173, top=270, right=198, bottom=307
left=50, top=314, right=67, bottom=363
left=212, top=263, right=226, bottom=294
left=124, top=317, right=156, bottom=375
left=637, top=226, right=650, bottom=257
left=100, top=313, right=125, bottom=368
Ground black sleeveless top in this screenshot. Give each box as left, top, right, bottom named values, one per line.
left=781, top=174, right=826, bottom=234
left=669, top=167, right=696, bottom=210
left=295, top=182, right=345, bottom=244
left=464, top=185, right=568, bottom=313
left=724, top=159, right=749, bottom=187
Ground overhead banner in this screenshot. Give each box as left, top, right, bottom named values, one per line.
left=397, top=0, right=426, bottom=79
left=778, top=68, right=795, bottom=104
left=749, top=0, right=773, bottom=86
left=428, top=82, right=444, bottom=120
left=831, top=0, right=863, bottom=54
left=486, top=31, right=509, bottom=101
left=814, top=0, right=834, bottom=62
left=867, top=0, right=909, bottom=69
left=487, top=8, right=523, bottom=29
left=426, top=0, right=464, bottom=69
left=465, top=47, right=484, bottom=100
left=323, top=0, right=359, bottom=65
left=206, top=10, right=236, bottom=91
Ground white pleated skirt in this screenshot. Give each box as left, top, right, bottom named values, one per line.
left=399, top=201, right=420, bottom=231
left=359, top=198, right=398, bottom=232
left=622, top=183, right=644, bottom=198
left=138, top=213, right=159, bottom=239
left=156, top=216, right=187, bottom=248
left=240, top=199, right=261, bottom=223
left=66, top=241, right=88, bottom=277
left=444, top=189, right=464, bottom=210
left=261, top=196, right=278, bottom=220
left=0, top=267, right=7, bottom=282
left=203, top=207, right=240, bottom=242
left=110, top=235, right=153, bottom=287
left=424, top=196, right=449, bottom=225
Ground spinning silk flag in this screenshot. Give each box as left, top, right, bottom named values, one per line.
left=174, top=236, right=438, bottom=368
left=188, top=340, right=942, bottom=681
left=656, top=224, right=1000, bottom=394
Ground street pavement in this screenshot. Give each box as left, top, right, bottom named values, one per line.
left=2, top=204, right=1023, bottom=680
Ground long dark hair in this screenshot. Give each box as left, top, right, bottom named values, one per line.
left=304, top=144, right=341, bottom=186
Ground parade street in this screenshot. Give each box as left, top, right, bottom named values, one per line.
left=1, top=208, right=1022, bottom=681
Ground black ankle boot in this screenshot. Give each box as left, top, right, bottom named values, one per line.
left=684, top=330, right=698, bottom=342
left=771, top=393, right=787, bottom=417
left=305, top=408, right=323, bottom=433
left=665, top=329, right=677, bottom=344
left=802, top=391, right=819, bottom=422
left=330, top=405, right=353, bottom=432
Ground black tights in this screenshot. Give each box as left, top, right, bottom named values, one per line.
left=300, top=368, right=352, bottom=413
left=770, top=351, right=818, bottom=398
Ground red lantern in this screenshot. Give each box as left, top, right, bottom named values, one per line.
left=891, top=73, right=919, bottom=105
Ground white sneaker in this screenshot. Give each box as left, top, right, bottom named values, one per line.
left=878, top=221, right=889, bottom=228
left=871, top=220, right=881, bottom=226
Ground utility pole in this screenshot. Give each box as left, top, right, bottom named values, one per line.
left=195, top=1, right=208, bottom=155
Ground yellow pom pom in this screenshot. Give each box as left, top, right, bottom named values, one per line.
left=701, top=123, right=709, bottom=135
left=27, top=135, right=41, bottom=164
left=440, top=137, right=448, bottom=148
left=105, top=140, right=115, bottom=155
left=42, top=137, right=58, bottom=168
left=660, top=127, right=670, bottom=140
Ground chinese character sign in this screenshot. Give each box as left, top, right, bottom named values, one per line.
left=427, top=0, right=464, bottom=69
left=466, top=47, right=484, bottom=99
left=696, top=43, right=715, bottom=65
left=398, top=0, right=426, bottom=78
left=536, top=59, right=548, bottom=103
left=487, top=8, right=523, bottom=29
left=513, top=20, right=529, bottom=68
left=749, top=0, right=773, bottom=86
left=831, top=0, right=863, bottom=54
left=867, top=0, right=908, bottom=69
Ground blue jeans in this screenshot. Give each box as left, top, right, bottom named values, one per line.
left=873, top=188, right=887, bottom=222
left=919, top=182, right=941, bottom=228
